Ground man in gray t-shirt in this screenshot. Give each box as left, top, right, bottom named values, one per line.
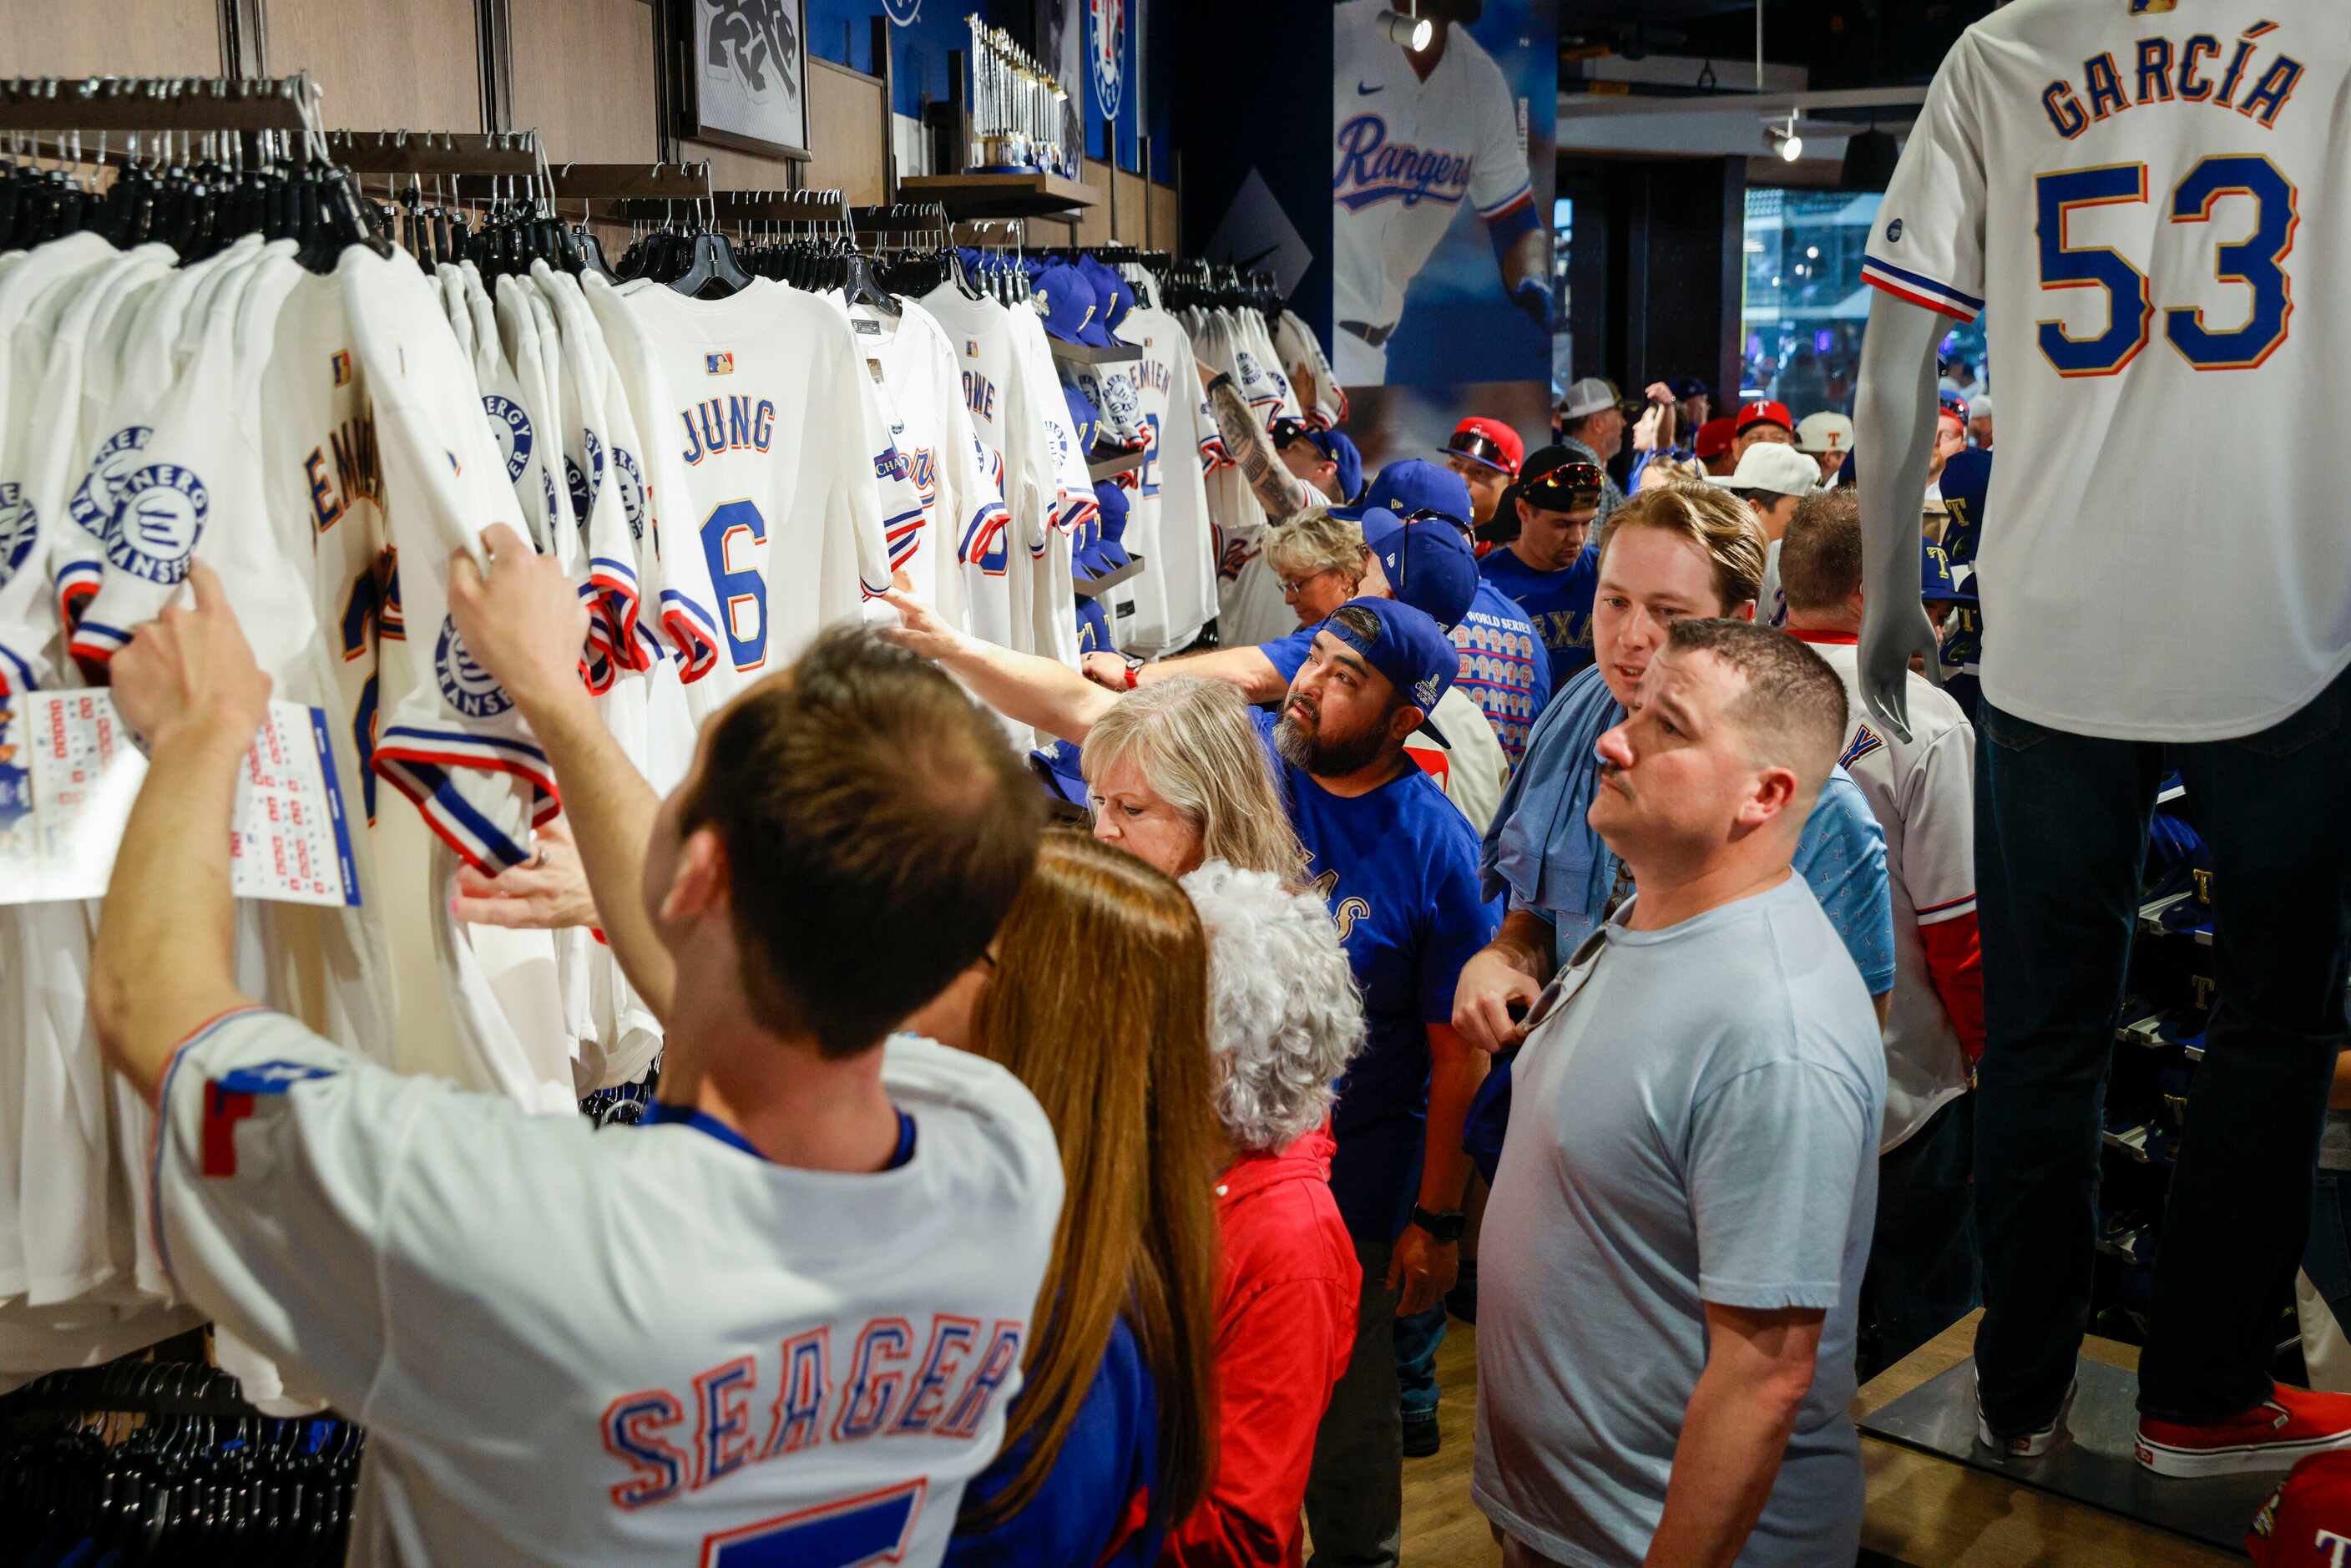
left=1474, top=620, right=1887, bottom=1567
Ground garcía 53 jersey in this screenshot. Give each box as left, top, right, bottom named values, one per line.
left=1864, top=0, right=2347, bottom=742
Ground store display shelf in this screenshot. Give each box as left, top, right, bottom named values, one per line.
left=900, top=171, right=1095, bottom=220
left=1074, top=555, right=1145, bottom=601
left=1051, top=338, right=1143, bottom=366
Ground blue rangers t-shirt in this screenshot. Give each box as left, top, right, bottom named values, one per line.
left=1250, top=709, right=1502, bottom=1242
left=1479, top=543, right=1600, bottom=690
left=1449, top=580, right=1553, bottom=765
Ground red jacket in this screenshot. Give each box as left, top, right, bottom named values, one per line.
left=1162, top=1127, right=1360, bottom=1567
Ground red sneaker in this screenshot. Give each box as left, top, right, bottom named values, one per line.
left=2138, top=1385, right=2351, bottom=1479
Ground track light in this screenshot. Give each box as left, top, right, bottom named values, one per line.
left=1764, top=109, right=1804, bottom=161
left=1378, top=6, right=1433, bottom=49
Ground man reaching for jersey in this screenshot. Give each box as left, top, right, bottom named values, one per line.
left=92, top=547, right=1062, bottom=1565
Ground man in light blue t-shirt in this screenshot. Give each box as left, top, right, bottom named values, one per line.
left=1476, top=619, right=1885, bottom=1568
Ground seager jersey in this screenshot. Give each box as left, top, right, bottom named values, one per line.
left=1863, top=0, right=2348, bottom=741
left=154, top=1009, right=1063, bottom=1568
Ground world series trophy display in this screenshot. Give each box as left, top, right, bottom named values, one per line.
left=966, top=13, right=1074, bottom=179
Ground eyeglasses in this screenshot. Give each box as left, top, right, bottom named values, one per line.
left=1278, top=569, right=1333, bottom=596
left=1443, top=430, right=1516, bottom=473
left=1519, top=461, right=1605, bottom=511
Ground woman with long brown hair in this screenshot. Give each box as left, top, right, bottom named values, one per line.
left=908, top=828, right=1223, bottom=1565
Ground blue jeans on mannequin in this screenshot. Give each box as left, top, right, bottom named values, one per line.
left=1971, top=666, right=2351, bottom=1432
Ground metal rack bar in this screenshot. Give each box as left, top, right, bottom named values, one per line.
left=549, top=161, right=714, bottom=202
left=325, top=129, right=541, bottom=179
left=0, top=73, right=322, bottom=134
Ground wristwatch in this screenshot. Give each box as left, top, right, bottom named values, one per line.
left=1121, top=651, right=1145, bottom=690
left=1409, top=1205, right=1466, bottom=1244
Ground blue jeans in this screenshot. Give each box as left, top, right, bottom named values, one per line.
left=1972, top=671, right=2351, bottom=1430
left=1858, top=1095, right=1979, bottom=1383
left=1394, top=1303, right=1446, bottom=1421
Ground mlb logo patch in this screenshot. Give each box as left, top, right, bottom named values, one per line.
left=706, top=352, right=735, bottom=376
left=2128, top=0, right=2177, bottom=12
left=329, top=351, right=352, bottom=388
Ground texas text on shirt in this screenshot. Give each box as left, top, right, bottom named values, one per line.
left=151, top=1008, right=1061, bottom=1567
left=1861, top=0, right=2347, bottom=741
left=1246, top=709, right=1501, bottom=1242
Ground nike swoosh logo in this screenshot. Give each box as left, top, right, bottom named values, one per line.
left=1357, top=81, right=1384, bottom=95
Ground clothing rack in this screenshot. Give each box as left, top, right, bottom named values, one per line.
left=549, top=160, right=714, bottom=205
left=0, top=73, right=326, bottom=134
left=852, top=201, right=952, bottom=247
left=324, top=129, right=541, bottom=180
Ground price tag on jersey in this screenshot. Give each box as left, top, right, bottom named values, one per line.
left=0, top=694, right=361, bottom=908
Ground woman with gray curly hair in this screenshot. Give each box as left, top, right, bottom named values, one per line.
left=1164, top=859, right=1365, bottom=1566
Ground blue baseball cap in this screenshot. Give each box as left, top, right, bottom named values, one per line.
left=1921, top=539, right=1959, bottom=600
left=1360, top=510, right=1479, bottom=630
left=1080, top=255, right=1135, bottom=336
left=1669, top=376, right=1709, bottom=401
left=1093, top=480, right=1132, bottom=569
left=1061, top=381, right=1100, bottom=455
left=1364, top=458, right=1475, bottom=529
left=1312, top=597, right=1458, bottom=744
left=1276, top=418, right=1363, bottom=502
left=1035, top=262, right=1100, bottom=346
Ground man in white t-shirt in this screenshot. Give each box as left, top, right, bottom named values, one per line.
left=1779, top=489, right=1983, bottom=1383
left=91, top=549, right=1059, bottom=1567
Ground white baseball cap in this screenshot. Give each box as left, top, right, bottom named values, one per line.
left=1709, top=442, right=1820, bottom=498
left=1557, top=377, right=1617, bottom=420
left=1966, top=392, right=1994, bottom=420
left=1795, top=411, right=1854, bottom=456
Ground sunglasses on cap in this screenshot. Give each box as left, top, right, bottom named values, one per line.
left=1443, top=429, right=1516, bottom=473
left=1398, top=505, right=1475, bottom=544
left=1519, top=461, right=1605, bottom=511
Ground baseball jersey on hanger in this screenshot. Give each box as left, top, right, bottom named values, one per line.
left=1107, top=296, right=1218, bottom=656
left=618, top=279, right=899, bottom=722
left=842, top=295, right=995, bottom=632
left=1863, top=0, right=2348, bottom=741
left=344, top=245, right=557, bottom=875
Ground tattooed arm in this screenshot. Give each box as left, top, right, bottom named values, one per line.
left=1206, top=371, right=1317, bottom=523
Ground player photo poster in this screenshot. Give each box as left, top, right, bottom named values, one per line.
left=678, top=0, right=814, bottom=161
left=1038, top=0, right=1089, bottom=175
left=1330, top=0, right=1559, bottom=391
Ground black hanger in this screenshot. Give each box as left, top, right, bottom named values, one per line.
left=670, top=221, right=751, bottom=299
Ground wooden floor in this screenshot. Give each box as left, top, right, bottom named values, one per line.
left=1398, top=1311, right=2242, bottom=1568
left=1398, top=1320, right=1502, bottom=1566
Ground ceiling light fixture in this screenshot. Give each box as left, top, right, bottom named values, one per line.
left=1378, top=6, right=1433, bottom=49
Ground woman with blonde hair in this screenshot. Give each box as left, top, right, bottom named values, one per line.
left=1082, top=676, right=1311, bottom=886
left=908, top=830, right=1223, bottom=1566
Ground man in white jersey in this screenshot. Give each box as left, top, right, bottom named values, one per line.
left=1779, top=492, right=1983, bottom=1383
left=93, top=549, right=1059, bottom=1566
left=1852, top=0, right=2351, bottom=1476
left=1331, top=0, right=1546, bottom=385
